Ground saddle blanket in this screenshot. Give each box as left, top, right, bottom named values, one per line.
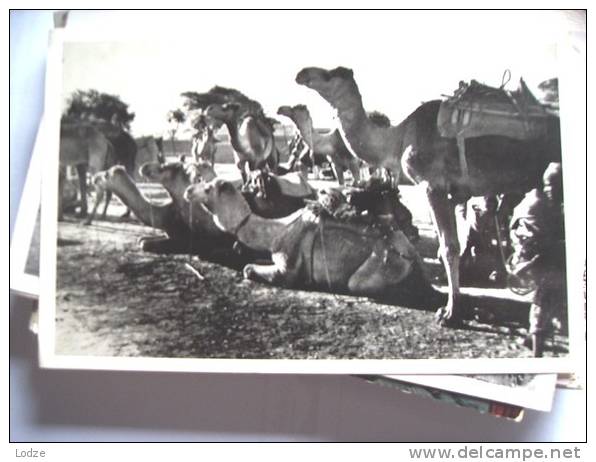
left=437, top=78, right=550, bottom=141
left=273, top=172, right=316, bottom=198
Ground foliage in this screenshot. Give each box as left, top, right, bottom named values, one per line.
left=167, top=108, right=187, bottom=125
left=63, top=89, right=135, bottom=130
left=180, top=86, right=263, bottom=114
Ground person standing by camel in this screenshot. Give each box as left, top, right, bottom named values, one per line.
left=508, top=162, right=566, bottom=356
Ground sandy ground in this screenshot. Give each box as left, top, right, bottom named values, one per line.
left=54, top=167, right=569, bottom=360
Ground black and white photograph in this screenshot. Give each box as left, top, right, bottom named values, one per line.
left=37, top=11, right=586, bottom=373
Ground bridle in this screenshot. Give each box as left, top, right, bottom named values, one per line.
left=230, top=210, right=252, bottom=235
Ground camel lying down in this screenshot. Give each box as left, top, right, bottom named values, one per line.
left=93, top=165, right=265, bottom=268
left=184, top=178, right=442, bottom=307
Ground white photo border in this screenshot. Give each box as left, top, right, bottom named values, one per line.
left=38, top=13, right=586, bottom=375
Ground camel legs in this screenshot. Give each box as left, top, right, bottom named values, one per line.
left=328, top=158, right=345, bottom=185
left=138, top=236, right=188, bottom=254
left=83, top=184, right=106, bottom=226
left=76, top=164, right=88, bottom=217
left=266, top=146, right=280, bottom=174
left=349, top=160, right=361, bottom=184
left=237, top=159, right=249, bottom=185
left=58, top=166, right=66, bottom=221
left=347, top=248, right=407, bottom=296
left=243, top=252, right=296, bottom=286
left=425, top=186, right=463, bottom=326
left=243, top=262, right=284, bottom=285
left=101, top=190, right=112, bottom=219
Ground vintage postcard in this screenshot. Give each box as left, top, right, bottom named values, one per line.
left=10, top=117, right=44, bottom=298
left=11, top=125, right=558, bottom=408
left=37, top=11, right=585, bottom=374
left=379, top=373, right=558, bottom=412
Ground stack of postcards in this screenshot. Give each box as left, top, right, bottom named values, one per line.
left=10, top=10, right=585, bottom=427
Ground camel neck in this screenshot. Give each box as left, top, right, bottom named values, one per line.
left=332, top=86, right=369, bottom=137
left=111, top=179, right=166, bottom=229
left=234, top=213, right=288, bottom=252
left=161, top=180, right=188, bottom=209
left=223, top=118, right=242, bottom=152
left=292, top=116, right=315, bottom=149
left=332, top=86, right=401, bottom=170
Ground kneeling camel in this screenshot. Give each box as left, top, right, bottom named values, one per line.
left=184, top=178, right=439, bottom=305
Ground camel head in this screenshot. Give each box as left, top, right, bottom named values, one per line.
left=140, top=161, right=191, bottom=193
left=184, top=178, right=251, bottom=234
left=295, top=67, right=357, bottom=103
left=205, top=103, right=241, bottom=123
left=193, top=161, right=217, bottom=182
left=277, top=105, right=295, bottom=119
left=277, top=104, right=311, bottom=126
left=92, top=165, right=132, bottom=191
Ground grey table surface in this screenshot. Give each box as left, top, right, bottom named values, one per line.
left=9, top=10, right=586, bottom=442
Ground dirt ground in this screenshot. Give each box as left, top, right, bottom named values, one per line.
left=54, top=174, right=569, bottom=360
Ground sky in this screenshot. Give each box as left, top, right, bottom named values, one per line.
left=60, top=10, right=577, bottom=138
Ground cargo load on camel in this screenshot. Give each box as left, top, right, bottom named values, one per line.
left=437, top=73, right=551, bottom=141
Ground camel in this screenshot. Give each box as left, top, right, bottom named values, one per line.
left=205, top=102, right=279, bottom=184
left=59, top=122, right=117, bottom=225
left=177, top=158, right=313, bottom=219
left=83, top=132, right=161, bottom=224
left=183, top=178, right=439, bottom=306
left=243, top=169, right=316, bottom=218
left=96, top=163, right=263, bottom=266
left=296, top=66, right=561, bottom=325
left=135, top=136, right=163, bottom=172
left=139, top=160, right=230, bottom=242
left=98, top=129, right=138, bottom=219
left=277, top=104, right=361, bottom=185
left=92, top=166, right=192, bottom=253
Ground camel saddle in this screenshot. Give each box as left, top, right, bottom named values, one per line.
left=437, top=78, right=549, bottom=141
left=271, top=171, right=316, bottom=198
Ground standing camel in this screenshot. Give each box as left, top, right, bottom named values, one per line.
left=59, top=122, right=115, bottom=224
left=296, top=66, right=561, bottom=325
left=277, top=104, right=361, bottom=185
left=205, top=102, right=279, bottom=184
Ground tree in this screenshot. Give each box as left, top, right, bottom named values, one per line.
left=63, top=89, right=135, bottom=130
left=180, top=86, right=263, bottom=114
left=166, top=108, right=186, bottom=156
